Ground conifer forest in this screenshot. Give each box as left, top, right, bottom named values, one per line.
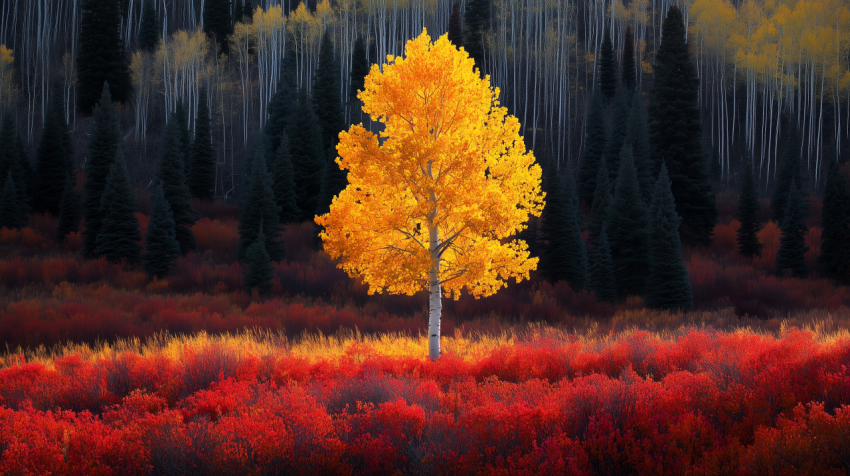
left=2, top=0, right=850, bottom=473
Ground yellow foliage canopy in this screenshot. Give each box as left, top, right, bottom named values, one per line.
left=316, top=30, right=544, bottom=300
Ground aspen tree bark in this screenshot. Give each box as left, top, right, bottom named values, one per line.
left=428, top=220, right=442, bottom=361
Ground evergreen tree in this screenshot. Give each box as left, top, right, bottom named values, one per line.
left=17, top=129, right=36, bottom=212
left=143, top=181, right=181, bottom=278
left=238, top=142, right=284, bottom=262
left=77, top=0, right=132, bottom=114
left=771, top=119, right=804, bottom=225
left=589, top=229, right=616, bottom=303
left=174, top=102, right=192, bottom=170
left=56, top=175, right=81, bottom=242
left=264, top=51, right=297, bottom=153
left=622, top=26, right=636, bottom=91
left=272, top=135, right=301, bottom=223
left=518, top=215, right=541, bottom=259
left=606, top=149, right=650, bottom=297
left=606, top=87, right=632, bottom=179
left=188, top=88, right=215, bottom=201
left=598, top=30, right=617, bottom=101
left=736, top=153, right=763, bottom=258
left=243, top=223, right=274, bottom=297
left=0, top=114, right=30, bottom=222
left=578, top=90, right=607, bottom=205
left=204, top=0, right=233, bottom=55
left=234, top=0, right=246, bottom=24
left=350, top=37, right=370, bottom=107
left=313, top=31, right=345, bottom=151
left=35, top=92, right=70, bottom=214
left=0, top=172, right=22, bottom=230
left=95, top=148, right=141, bottom=264
left=648, top=5, right=717, bottom=246
left=447, top=3, right=464, bottom=48
left=539, top=167, right=588, bottom=290
left=646, top=164, right=693, bottom=310
left=588, top=157, right=612, bottom=245
left=138, top=1, right=160, bottom=52
left=83, top=84, right=122, bottom=258
left=775, top=179, right=809, bottom=278
left=463, top=0, right=491, bottom=72
left=819, top=157, right=850, bottom=283
left=157, top=113, right=197, bottom=255
left=316, top=146, right=349, bottom=217
left=625, top=94, right=653, bottom=202
left=288, top=88, right=325, bottom=219
left=242, top=0, right=254, bottom=22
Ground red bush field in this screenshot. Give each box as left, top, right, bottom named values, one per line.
left=1, top=201, right=850, bottom=474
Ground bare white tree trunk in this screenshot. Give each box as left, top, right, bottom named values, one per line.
left=428, top=222, right=442, bottom=361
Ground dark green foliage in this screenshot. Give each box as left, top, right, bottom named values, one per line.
left=243, top=224, right=274, bottom=298
left=350, top=37, right=370, bottom=107
left=239, top=142, right=284, bottom=262
left=606, top=87, right=631, bottom=180
left=447, top=3, right=463, bottom=48
left=56, top=176, right=81, bottom=242
left=188, top=88, right=215, bottom=201
left=646, top=164, right=692, bottom=310
left=95, top=148, right=141, bottom=264
left=622, top=26, right=636, bottom=90
left=598, top=30, right=617, bottom=101
left=736, top=153, right=763, bottom=258
left=174, top=103, right=192, bottom=171
left=314, top=32, right=345, bottom=151
left=819, top=158, right=850, bottom=283
left=539, top=167, right=587, bottom=290
left=589, top=229, right=616, bottom=303
left=708, top=146, right=722, bottom=184
left=648, top=6, right=717, bottom=246
left=242, top=0, right=254, bottom=22
left=0, top=172, right=22, bottom=230
left=264, top=52, right=297, bottom=154
left=772, top=120, right=804, bottom=225
left=578, top=91, right=607, bottom=206
left=138, top=1, right=160, bottom=52
left=288, top=89, right=325, bottom=220
left=17, top=132, right=36, bottom=212
left=143, top=182, right=181, bottom=278
left=204, top=0, right=233, bottom=54
left=272, top=135, right=301, bottom=223
left=83, top=84, right=122, bottom=258
left=518, top=215, right=541, bottom=259
left=0, top=114, right=30, bottom=222
left=76, top=0, right=132, bottom=114
left=157, top=113, right=197, bottom=255
left=316, top=146, right=348, bottom=217
left=626, top=94, right=653, bottom=202
left=35, top=92, right=71, bottom=214
left=775, top=179, right=809, bottom=278
left=606, top=149, right=650, bottom=297
left=463, top=0, right=491, bottom=72
left=588, top=157, right=612, bottom=246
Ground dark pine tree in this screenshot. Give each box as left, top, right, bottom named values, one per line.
left=606, top=149, right=650, bottom=297
left=736, top=153, right=763, bottom=258
left=288, top=88, right=325, bottom=219
left=17, top=128, right=36, bottom=212
left=625, top=94, right=653, bottom=202
left=174, top=102, right=192, bottom=170
left=35, top=92, right=70, bottom=214
left=313, top=31, right=345, bottom=151
left=518, top=215, right=541, bottom=259
left=350, top=37, right=370, bottom=107
left=83, top=84, right=122, bottom=258
left=238, top=142, right=284, bottom=262
left=0, top=172, right=22, bottom=230
left=771, top=119, right=804, bottom=225
left=648, top=5, right=717, bottom=246
left=447, top=3, right=464, bottom=48
left=578, top=90, right=607, bottom=206
left=95, top=148, right=141, bottom=264
left=188, top=88, right=215, bottom=201
left=56, top=175, right=82, bottom=242
left=819, top=157, right=850, bottom=284
left=622, top=26, right=636, bottom=90
left=463, top=0, right=491, bottom=73
left=588, top=157, right=612, bottom=246
left=598, top=30, right=617, bottom=101
left=646, top=164, right=692, bottom=310
left=242, top=0, right=254, bottom=22
left=589, top=229, right=616, bottom=303
left=775, top=179, right=809, bottom=278
left=264, top=51, right=297, bottom=153
left=143, top=181, right=181, bottom=278
left=76, top=0, right=132, bottom=114
left=316, top=146, right=348, bottom=217
left=0, top=114, right=30, bottom=222
left=606, top=87, right=632, bottom=179
left=204, top=0, right=233, bottom=55
left=243, top=223, right=274, bottom=298
left=273, top=135, right=301, bottom=223
left=157, top=114, right=197, bottom=255
left=138, top=1, right=160, bottom=52
left=539, top=167, right=588, bottom=290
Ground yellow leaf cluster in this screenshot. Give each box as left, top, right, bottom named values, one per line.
left=316, top=30, right=544, bottom=300
left=0, top=45, right=18, bottom=111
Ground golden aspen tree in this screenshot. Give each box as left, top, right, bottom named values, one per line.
left=316, top=30, right=544, bottom=360
left=0, top=45, right=17, bottom=113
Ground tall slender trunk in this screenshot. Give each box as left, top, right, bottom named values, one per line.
left=428, top=221, right=441, bottom=361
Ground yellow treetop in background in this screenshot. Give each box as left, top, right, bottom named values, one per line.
left=316, top=29, right=544, bottom=300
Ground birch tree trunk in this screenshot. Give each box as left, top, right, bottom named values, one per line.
left=428, top=191, right=442, bottom=361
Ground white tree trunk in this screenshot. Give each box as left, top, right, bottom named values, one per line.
left=428, top=223, right=442, bottom=361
